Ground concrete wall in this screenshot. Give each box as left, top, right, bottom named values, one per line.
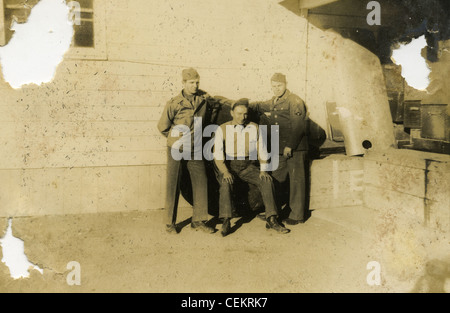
left=310, top=149, right=450, bottom=233
left=310, top=155, right=364, bottom=209
left=306, top=24, right=396, bottom=155
left=364, top=149, right=450, bottom=233
left=0, top=0, right=394, bottom=217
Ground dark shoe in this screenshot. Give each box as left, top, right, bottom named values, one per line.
left=266, top=216, right=290, bottom=234
left=221, top=218, right=231, bottom=237
left=283, top=218, right=305, bottom=225
left=166, top=224, right=177, bottom=234
left=191, top=221, right=215, bottom=234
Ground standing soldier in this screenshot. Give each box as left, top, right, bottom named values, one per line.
left=157, top=68, right=225, bottom=234
left=250, top=73, right=309, bottom=225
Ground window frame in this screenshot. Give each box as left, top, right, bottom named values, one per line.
left=64, top=0, right=107, bottom=60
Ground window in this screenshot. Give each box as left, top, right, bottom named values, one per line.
left=69, top=0, right=95, bottom=48
left=65, top=0, right=107, bottom=60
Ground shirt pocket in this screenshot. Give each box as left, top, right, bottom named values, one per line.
left=272, top=106, right=290, bottom=124
left=276, top=105, right=289, bottom=115
left=173, top=107, right=194, bottom=126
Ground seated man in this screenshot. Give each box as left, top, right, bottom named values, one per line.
left=213, top=99, right=290, bottom=237
left=211, top=99, right=267, bottom=217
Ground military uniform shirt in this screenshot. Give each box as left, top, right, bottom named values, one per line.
left=250, top=90, right=308, bottom=152
left=157, top=90, right=227, bottom=153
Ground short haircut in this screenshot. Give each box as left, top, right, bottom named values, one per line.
left=232, top=98, right=249, bottom=111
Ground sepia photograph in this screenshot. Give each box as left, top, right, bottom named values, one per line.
left=0, top=0, right=449, bottom=297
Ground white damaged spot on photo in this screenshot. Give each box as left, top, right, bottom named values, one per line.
left=0, top=219, right=43, bottom=279
left=391, top=35, right=431, bottom=91
left=0, top=0, right=74, bottom=89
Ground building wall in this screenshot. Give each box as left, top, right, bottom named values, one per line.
left=0, top=0, right=309, bottom=217
left=0, top=0, right=394, bottom=217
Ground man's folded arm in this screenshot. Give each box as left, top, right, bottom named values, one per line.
left=249, top=99, right=272, bottom=113
left=211, top=96, right=234, bottom=107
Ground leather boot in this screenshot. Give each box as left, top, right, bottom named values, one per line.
left=266, top=216, right=290, bottom=234
left=166, top=224, right=178, bottom=234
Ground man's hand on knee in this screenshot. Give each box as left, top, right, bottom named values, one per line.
left=222, top=171, right=234, bottom=184
left=283, top=147, right=293, bottom=159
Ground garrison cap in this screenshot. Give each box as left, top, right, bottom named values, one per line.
left=182, top=68, right=200, bottom=81
left=271, top=73, right=287, bottom=83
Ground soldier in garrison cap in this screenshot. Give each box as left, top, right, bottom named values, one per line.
left=157, top=68, right=231, bottom=234
left=249, top=73, right=309, bottom=225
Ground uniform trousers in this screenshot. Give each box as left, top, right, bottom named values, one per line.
left=164, top=147, right=209, bottom=225
left=272, top=151, right=307, bottom=221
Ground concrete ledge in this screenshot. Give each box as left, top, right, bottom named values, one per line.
left=363, top=148, right=450, bottom=232
left=309, top=149, right=449, bottom=233
left=364, top=160, right=426, bottom=197
left=364, top=149, right=450, bottom=171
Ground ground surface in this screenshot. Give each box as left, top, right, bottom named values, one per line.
left=0, top=206, right=448, bottom=293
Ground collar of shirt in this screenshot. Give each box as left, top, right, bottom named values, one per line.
left=231, top=122, right=250, bottom=129
left=273, top=89, right=291, bottom=106
left=182, top=90, right=196, bottom=103
left=176, top=90, right=208, bottom=113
